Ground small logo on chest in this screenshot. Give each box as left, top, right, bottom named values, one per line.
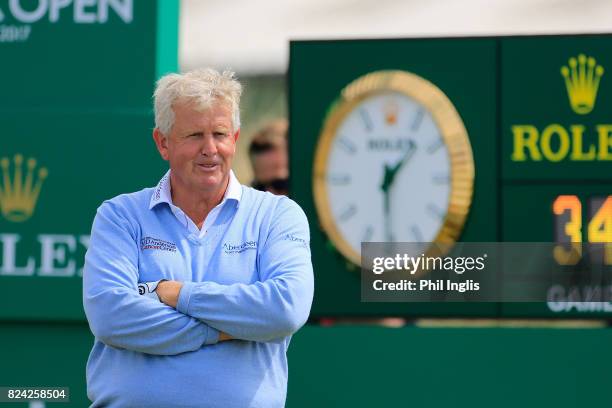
left=223, top=240, right=257, bottom=254
left=141, top=236, right=177, bottom=252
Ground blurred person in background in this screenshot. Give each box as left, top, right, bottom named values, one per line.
left=249, top=118, right=289, bottom=195
left=83, top=69, right=314, bottom=408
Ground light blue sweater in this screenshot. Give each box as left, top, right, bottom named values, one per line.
left=83, top=180, right=314, bottom=408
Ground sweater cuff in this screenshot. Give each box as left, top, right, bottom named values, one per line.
left=138, top=279, right=166, bottom=301
left=204, top=326, right=220, bottom=345
left=177, top=280, right=195, bottom=315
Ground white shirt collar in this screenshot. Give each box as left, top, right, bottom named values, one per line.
left=149, top=169, right=242, bottom=210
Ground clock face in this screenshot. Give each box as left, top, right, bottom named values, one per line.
left=326, top=91, right=450, bottom=248
left=313, top=70, right=474, bottom=266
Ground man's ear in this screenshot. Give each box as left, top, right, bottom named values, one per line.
left=233, top=129, right=240, bottom=143
left=153, top=128, right=169, bottom=161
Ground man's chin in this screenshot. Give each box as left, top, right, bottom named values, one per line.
left=193, top=174, right=226, bottom=191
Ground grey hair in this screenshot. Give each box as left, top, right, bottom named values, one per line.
left=154, top=68, right=242, bottom=135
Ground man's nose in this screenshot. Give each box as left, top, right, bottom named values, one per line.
left=200, top=134, right=217, bottom=156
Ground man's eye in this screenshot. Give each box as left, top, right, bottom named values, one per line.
left=214, top=132, right=228, bottom=138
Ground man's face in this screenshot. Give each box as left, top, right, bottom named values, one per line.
left=154, top=100, right=239, bottom=196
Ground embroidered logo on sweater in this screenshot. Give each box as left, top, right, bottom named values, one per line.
left=152, top=174, right=168, bottom=203
left=140, top=236, right=177, bottom=252
left=223, top=241, right=257, bottom=254
left=283, top=234, right=309, bottom=248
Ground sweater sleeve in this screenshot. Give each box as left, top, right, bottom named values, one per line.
left=176, top=198, right=314, bottom=342
left=83, top=201, right=219, bottom=355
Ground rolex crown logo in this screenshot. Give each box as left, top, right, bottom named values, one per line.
left=384, top=100, right=399, bottom=125
left=0, top=154, right=48, bottom=222
left=560, top=54, right=604, bottom=115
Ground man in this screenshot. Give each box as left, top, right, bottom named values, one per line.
left=83, top=69, right=314, bottom=408
left=248, top=119, right=289, bottom=195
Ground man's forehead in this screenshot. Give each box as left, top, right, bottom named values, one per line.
left=173, top=100, right=232, bottom=124
left=175, top=98, right=230, bottom=112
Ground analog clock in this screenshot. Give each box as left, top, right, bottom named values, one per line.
left=313, top=70, right=474, bottom=266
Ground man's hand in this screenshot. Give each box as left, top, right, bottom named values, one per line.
left=156, top=280, right=182, bottom=308
left=219, top=332, right=233, bottom=341
left=156, top=280, right=234, bottom=342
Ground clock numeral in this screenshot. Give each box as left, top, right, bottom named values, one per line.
left=432, top=174, right=450, bottom=185
left=337, top=138, right=357, bottom=154
left=359, top=109, right=374, bottom=132
left=338, top=205, right=357, bottom=222
left=328, top=174, right=351, bottom=185
left=426, top=138, right=443, bottom=154
left=362, top=225, right=374, bottom=242
left=410, top=225, right=424, bottom=242
left=426, top=203, right=445, bottom=221
left=410, top=107, right=424, bottom=131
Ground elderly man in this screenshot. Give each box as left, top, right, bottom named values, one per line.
left=83, top=69, right=314, bottom=408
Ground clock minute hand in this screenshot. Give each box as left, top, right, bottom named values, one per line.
left=380, top=140, right=417, bottom=193
left=391, top=140, right=417, bottom=178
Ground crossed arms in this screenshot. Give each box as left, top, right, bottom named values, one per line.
left=83, top=198, right=314, bottom=356
left=145, top=281, right=233, bottom=342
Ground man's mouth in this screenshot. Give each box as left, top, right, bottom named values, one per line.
left=197, top=163, right=219, bottom=172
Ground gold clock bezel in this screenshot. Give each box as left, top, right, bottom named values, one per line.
left=313, top=70, right=475, bottom=267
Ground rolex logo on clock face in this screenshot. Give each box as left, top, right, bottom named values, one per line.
left=313, top=70, right=474, bottom=266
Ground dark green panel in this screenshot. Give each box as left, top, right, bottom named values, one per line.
left=502, top=35, right=612, bottom=181
left=0, top=0, right=157, bottom=111
left=287, top=326, right=612, bottom=408
left=0, top=323, right=92, bottom=407
left=289, top=39, right=498, bottom=317
left=291, top=35, right=612, bottom=318
left=499, top=35, right=612, bottom=318
left=3, top=324, right=611, bottom=407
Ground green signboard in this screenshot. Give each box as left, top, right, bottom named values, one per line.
left=0, top=0, right=178, bottom=320
left=289, top=34, right=612, bottom=318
